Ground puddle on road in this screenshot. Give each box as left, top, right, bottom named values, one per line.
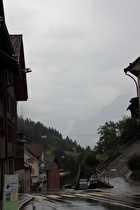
left=61, top=199, right=132, bottom=210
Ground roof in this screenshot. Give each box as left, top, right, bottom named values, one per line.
left=0, top=0, right=5, bottom=20
left=0, top=20, right=20, bottom=76
left=0, top=1, right=20, bottom=76
left=24, top=148, right=41, bottom=164
left=124, top=56, right=140, bottom=76
left=45, top=155, right=60, bottom=171
left=0, top=1, right=13, bottom=54
left=10, top=35, right=28, bottom=101
left=25, top=145, right=44, bottom=159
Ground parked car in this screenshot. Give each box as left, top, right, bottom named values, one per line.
left=64, top=184, right=73, bottom=189
left=79, top=178, right=88, bottom=189
left=88, top=174, right=98, bottom=189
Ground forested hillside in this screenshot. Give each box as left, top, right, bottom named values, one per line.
left=17, top=116, right=88, bottom=184
left=17, top=115, right=139, bottom=185
left=17, top=115, right=84, bottom=152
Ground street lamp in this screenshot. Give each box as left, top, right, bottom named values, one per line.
left=124, top=61, right=140, bottom=119
left=124, top=68, right=138, bottom=98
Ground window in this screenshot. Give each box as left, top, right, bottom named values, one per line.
left=0, top=116, right=4, bottom=128
left=10, top=98, right=12, bottom=119
left=51, top=182, right=53, bottom=188
left=7, top=95, right=9, bottom=112
left=13, top=130, right=16, bottom=142
left=8, top=71, right=12, bottom=83
left=10, top=99, right=16, bottom=119
left=8, top=125, right=12, bottom=142
left=56, top=172, right=59, bottom=177
left=28, top=158, right=32, bottom=163
left=32, top=168, right=35, bottom=175
left=0, top=116, right=4, bottom=138
left=12, top=101, right=16, bottom=118
left=55, top=163, right=58, bottom=169
left=50, top=173, right=53, bottom=178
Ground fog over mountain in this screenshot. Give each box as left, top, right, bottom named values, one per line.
left=8, top=0, right=139, bottom=148
left=68, top=94, right=131, bottom=148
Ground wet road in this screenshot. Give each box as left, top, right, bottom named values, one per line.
left=21, top=178, right=140, bottom=210
left=100, top=177, right=140, bottom=206
left=21, top=196, right=136, bottom=210
left=21, top=190, right=140, bottom=210
left=106, top=177, right=140, bottom=195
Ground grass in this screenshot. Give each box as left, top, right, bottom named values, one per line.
left=64, top=151, right=79, bottom=158
left=45, top=148, right=79, bottom=158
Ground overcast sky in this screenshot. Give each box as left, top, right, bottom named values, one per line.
left=4, top=0, right=140, bottom=147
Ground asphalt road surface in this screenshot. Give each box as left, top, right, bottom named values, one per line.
left=21, top=191, right=140, bottom=210
left=21, top=177, right=140, bottom=210
left=21, top=197, right=137, bottom=210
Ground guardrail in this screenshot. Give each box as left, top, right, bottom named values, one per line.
left=96, top=131, right=140, bottom=184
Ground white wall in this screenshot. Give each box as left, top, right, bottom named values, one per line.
left=24, top=151, right=40, bottom=184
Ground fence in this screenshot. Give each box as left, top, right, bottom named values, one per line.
left=96, top=131, right=140, bottom=186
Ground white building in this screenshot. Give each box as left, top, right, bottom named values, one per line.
left=24, top=148, right=41, bottom=184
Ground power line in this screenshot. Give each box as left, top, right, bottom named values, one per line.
left=63, top=134, right=99, bottom=137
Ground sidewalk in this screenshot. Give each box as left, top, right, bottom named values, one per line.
left=18, top=193, right=34, bottom=210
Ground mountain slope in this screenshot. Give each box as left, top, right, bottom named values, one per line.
left=69, top=95, right=131, bottom=148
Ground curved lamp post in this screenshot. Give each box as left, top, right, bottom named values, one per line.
left=124, top=69, right=139, bottom=98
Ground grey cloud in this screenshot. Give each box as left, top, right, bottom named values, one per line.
left=7, top=0, right=140, bottom=147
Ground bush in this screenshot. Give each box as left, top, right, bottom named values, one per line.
left=131, top=170, right=140, bottom=182
left=128, top=154, right=140, bottom=171
left=97, top=150, right=115, bottom=162
left=84, top=152, right=98, bottom=167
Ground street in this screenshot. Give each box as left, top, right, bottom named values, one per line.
left=20, top=177, right=140, bottom=210
left=21, top=196, right=134, bottom=210
left=21, top=190, right=140, bottom=210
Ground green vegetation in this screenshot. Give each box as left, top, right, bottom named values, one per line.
left=128, top=154, right=140, bottom=182
left=128, top=154, right=140, bottom=171
left=17, top=116, right=87, bottom=185
left=94, top=116, right=140, bottom=160
left=78, top=152, right=99, bottom=182
left=84, top=152, right=98, bottom=167
left=93, top=116, right=140, bottom=182
left=131, top=170, right=140, bottom=182
left=17, top=115, right=140, bottom=184
left=17, top=116, right=84, bottom=152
